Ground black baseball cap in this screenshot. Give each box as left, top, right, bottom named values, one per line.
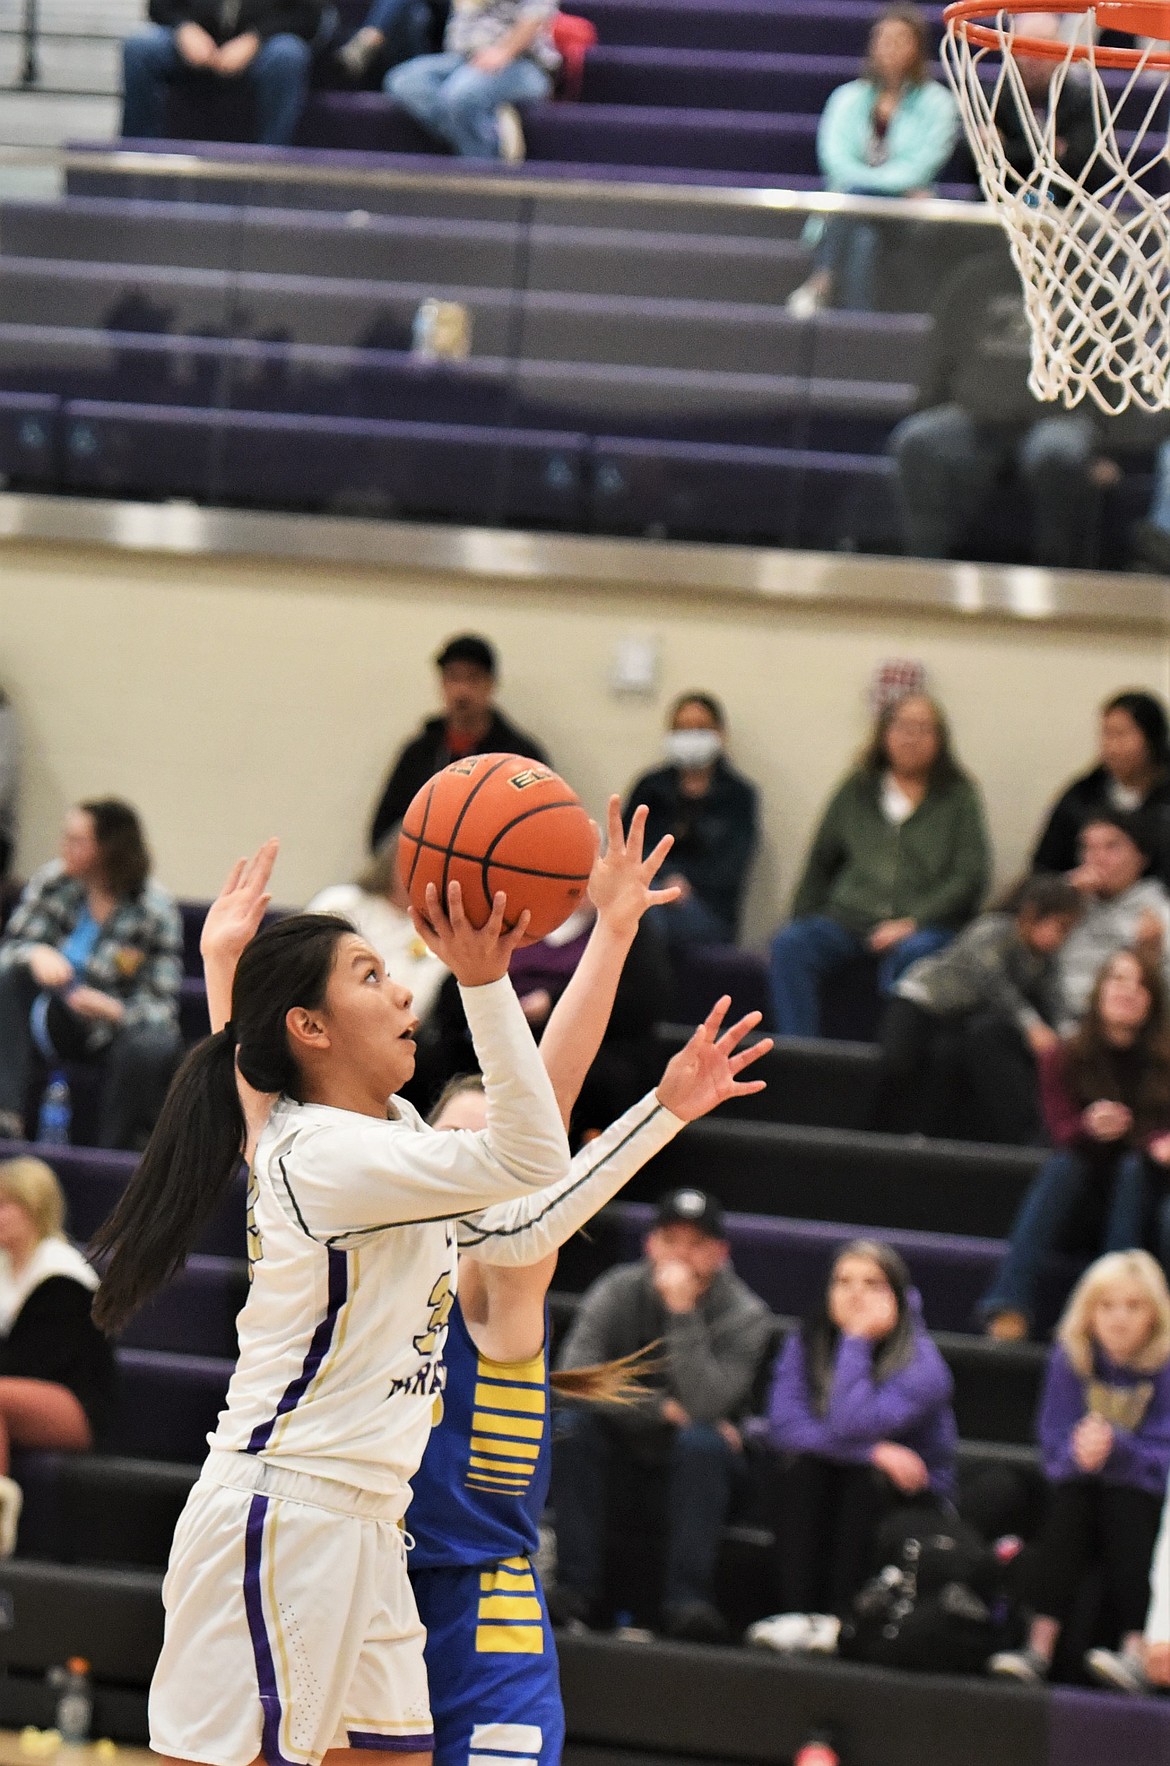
left=654, top=1188, right=726, bottom=1240
left=436, top=634, right=497, bottom=676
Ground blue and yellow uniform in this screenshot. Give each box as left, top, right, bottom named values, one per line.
left=407, top=1295, right=561, bottom=1766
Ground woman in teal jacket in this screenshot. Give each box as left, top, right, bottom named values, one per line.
left=788, top=5, right=959, bottom=315
left=769, top=692, right=990, bottom=1037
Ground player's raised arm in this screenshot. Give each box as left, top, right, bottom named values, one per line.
left=537, top=796, right=679, bottom=1127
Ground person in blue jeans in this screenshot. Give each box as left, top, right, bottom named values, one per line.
left=333, top=0, right=447, bottom=82
left=384, top=0, right=558, bottom=159
left=769, top=692, right=990, bottom=1037
left=121, top=0, right=322, bottom=146
left=786, top=4, right=958, bottom=316
left=982, top=948, right=1170, bottom=1341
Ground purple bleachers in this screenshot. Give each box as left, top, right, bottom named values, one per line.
left=113, top=1349, right=232, bottom=1462
left=120, top=1255, right=245, bottom=1359
left=0, top=1138, right=246, bottom=1258
left=591, top=434, right=899, bottom=545
left=572, top=0, right=940, bottom=57
left=0, top=390, right=60, bottom=487
left=60, top=400, right=590, bottom=523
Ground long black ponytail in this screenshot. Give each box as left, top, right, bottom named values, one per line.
left=93, top=913, right=354, bottom=1334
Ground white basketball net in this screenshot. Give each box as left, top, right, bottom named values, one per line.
left=942, top=9, right=1170, bottom=413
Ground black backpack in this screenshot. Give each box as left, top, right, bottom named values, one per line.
left=837, top=1511, right=1023, bottom=1674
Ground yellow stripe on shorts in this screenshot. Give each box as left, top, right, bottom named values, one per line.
left=478, top=1594, right=544, bottom=1621
left=480, top=1563, right=536, bottom=1593
left=475, top=1625, right=545, bottom=1655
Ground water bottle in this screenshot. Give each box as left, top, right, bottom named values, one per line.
left=37, top=1072, right=71, bottom=1146
left=52, top=1656, right=93, bottom=1745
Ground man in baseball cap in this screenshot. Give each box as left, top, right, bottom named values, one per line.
left=551, top=1185, right=773, bottom=1644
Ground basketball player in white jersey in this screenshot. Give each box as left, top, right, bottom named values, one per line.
left=93, top=863, right=578, bottom=1766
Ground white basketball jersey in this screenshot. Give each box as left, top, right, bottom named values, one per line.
left=206, top=978, right=570, bottom=1501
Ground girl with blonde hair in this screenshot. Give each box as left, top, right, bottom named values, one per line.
left=0, top=1155, right=116, bottom=1555
left=989, top=1250, right=1170, bottom=1692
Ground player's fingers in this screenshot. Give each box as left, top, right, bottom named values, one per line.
left=729, top=1038, right=772, bottom=1074
left=247, top=836, right=280, bottom=893
left=445, top=879, right=469, bottom=931
left=484, top=890, right=509, bottom=938
left=715, top=1009, right=763, bottom=1052
left=700, top=995, right=732, bottom=1040
left=425, top=882, right=451, bottom=935
left=625, top=801, right=649, bottom=860
left=409, top=905, right=440, bottom=947
left=219, top=857, right=247, bottom=896
left=605, top=793, right=625, bottom=854
left=729, top=1078, right=768, bottom=1096
left=648, top=885, right=682, bottom=909
left=643, top=832, right=674, bottom=879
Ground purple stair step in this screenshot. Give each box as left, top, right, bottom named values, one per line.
left=571, top=0, right=943, bottom=55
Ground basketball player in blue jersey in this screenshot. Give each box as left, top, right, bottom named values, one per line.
left=406, top=801, right=771, bottom=1766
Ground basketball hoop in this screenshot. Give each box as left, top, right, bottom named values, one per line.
left=942, top=0, right=1170, bottom=413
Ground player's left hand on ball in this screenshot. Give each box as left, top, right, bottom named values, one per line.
left=655, top=995, right=771, bottom=1122
left=588, top=796, right=680, bottom=937
left=412, top=880, right=531, bottom=987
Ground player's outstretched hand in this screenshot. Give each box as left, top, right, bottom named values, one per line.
left=201, top=837, right=279, bottom=969
left=655, top=996, right=771, bottom=1122
left=588, top=797, right=680, bottom=939
left=413, top=880, right=531, bottom=988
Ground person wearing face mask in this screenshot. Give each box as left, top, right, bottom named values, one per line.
left=623, top=694, right=759, bottom=953
left=1033, top=692, right=1170, bottom=891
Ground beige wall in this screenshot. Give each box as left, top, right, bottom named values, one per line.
left=3, top=538, right=1167, bottom=943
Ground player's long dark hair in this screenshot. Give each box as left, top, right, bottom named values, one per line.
left=93, top=914, right=354, bottom=1334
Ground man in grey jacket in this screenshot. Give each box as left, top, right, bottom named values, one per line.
left=551, top=1187, right=774, bottom=1643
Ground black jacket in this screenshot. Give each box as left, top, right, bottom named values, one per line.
left=996, top=80, right=1099, bottom=198
left=148, top=0, right=323, bottom=42
left=623, top=758, right=759, bottom=937
left=0, top=1276, right=118, bottom=1436
left=1032, top=763, right=1170, bottom=885
left=370, top=710, right=550, bottom=850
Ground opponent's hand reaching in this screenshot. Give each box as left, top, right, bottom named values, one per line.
left=588, top=797, right=680, bottom=941
left=412, top=881, right=531, bottom=987
left=655, top=997, right=771, bottom=1122
left=201, top=838, right=279, bottom=970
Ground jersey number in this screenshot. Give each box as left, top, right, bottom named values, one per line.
left=414, top=1270, right=454, bottom=1355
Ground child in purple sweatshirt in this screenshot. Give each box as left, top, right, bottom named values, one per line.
left=989, top=1250, right=1170, bottom=1694
left=748, top=1239, right=957, bottom=1652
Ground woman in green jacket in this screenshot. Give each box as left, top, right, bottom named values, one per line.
left=787, top=4, right=958, bottom=316
left=769, top=693, right=990, bottom=1036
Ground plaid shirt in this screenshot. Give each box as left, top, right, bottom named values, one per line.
left=0, top=862, right=182, bottom=1036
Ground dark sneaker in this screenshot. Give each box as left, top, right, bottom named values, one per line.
left=661, top=1599, right=730, bottom=1645
left=988, top=1647, right=1049, bottom=1682
left=1085, top=1647, right=1154, bottom=1695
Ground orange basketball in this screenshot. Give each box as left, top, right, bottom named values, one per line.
left=398, top=753, right=596, bottom=942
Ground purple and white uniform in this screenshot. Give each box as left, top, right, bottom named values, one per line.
left=149, top=977, right=570, bottom=1766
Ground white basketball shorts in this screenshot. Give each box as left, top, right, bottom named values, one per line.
left=150, top=1452, right=433, bottom=1766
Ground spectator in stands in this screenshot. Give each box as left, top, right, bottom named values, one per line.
left=0, top=1156, right=117, bottom=1555
left=1056, top=813, right=1170, bottom=1030
left=551, top=1188, right=774, bottom=1643
left=369, top=634, right=549, bottom=850
left=421, top=901, right=671, bottom=1136
left=306, top=828, right=449, bottom=1024
left=121, top=0, right=324, bottom=146
left=988, top=1251, right=1170, bottom=1692
left=889, top=240, right=1122, bottom=568
left=334, top=0, right=446, bottom=82
left=1031, top=691, right=1170, bottom=886
left=384, top=0, right=559, bottom=163
left=993, top=14, right=1100, bottom=201
left=749, top=1240, right=956, bottom=1652
left=981, top=950, right=1170, bottom=1341
left=0, top=689, right=18, bottom=885
left=768, top=692, right=990, bottom=1038
left=0, top=801, right=183, bottom=1150
left=622, top=693, right=759, bottom=952
left=786, top=5, right=958, bottom=317
left=873, top=874, right=1083, bottom=1142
